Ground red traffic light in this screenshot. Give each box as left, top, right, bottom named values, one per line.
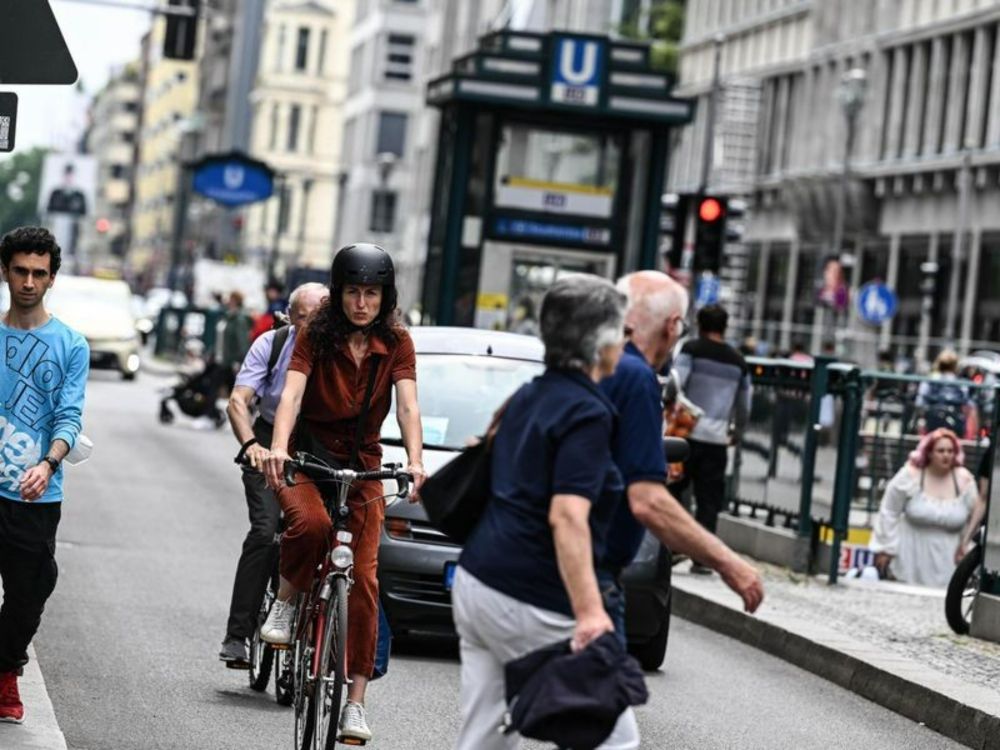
left=95, top=217, right=111, bottom=234
left=698, top=197, right=723, bottom=223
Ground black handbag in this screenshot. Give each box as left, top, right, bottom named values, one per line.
left=420, top=401, right=507, bottom=543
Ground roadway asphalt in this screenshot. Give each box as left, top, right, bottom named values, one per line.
left=31, top=370, right=962, bottom=749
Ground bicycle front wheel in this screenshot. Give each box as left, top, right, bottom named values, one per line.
left=313, top=576, right=348, bottom=750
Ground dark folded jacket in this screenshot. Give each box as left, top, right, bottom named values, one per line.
left=503, top=632, right=648, bottom=749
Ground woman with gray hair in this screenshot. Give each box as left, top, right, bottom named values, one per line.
left=452, top=274, right=638, bottom=750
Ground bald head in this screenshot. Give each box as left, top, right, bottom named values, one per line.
left=616, top=271, right=689, bottom=368
left=289, top=282, right=329, bottom=327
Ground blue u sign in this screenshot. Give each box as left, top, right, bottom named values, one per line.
left=192, top=152, right=274, bottom=208
left=550, top=36, right=605, bottom=106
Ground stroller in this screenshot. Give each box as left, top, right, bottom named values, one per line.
left=159, top=339, right=228, bottom=428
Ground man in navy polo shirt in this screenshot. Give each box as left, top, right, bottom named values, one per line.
left=599, top=271, right=764, bottom=640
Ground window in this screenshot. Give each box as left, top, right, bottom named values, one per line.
left=287, top=105, right=301, bottom=151
left=317, top=29, right=328, bottom=74
left=277, top=184, right=292, bottom=234
left=384, top=34, right=415, bottom=81
left=369, top=190, right=397, bottom=233
left=269, top=103, right=279, bottom=149
left=375, top=112, right=407, bottom=157
left=110, top=164, right=127, bottom=179
left=308, top=105, right=319, bottom=154
left=295, top=27, right=310, bottom=72
left=275, top=25, right=286, bottom=71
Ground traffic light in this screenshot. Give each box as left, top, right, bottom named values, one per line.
left=660, top=193, right=691, bottom=271
left=163, top=0, right=200, bottom=61
left=694, top=195, right=727, bottom=272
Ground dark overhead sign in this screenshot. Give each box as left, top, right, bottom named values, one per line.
left=192, top=151, right=275, bottom=208
left=0, top=94, right=17, bottom=152
left=0, top=0, right=78, bottom=85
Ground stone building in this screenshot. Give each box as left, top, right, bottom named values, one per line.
left=670, top=0, right=1000, bottom=365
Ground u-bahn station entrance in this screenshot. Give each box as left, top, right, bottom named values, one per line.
left=420, top=30, right=694, bottom=327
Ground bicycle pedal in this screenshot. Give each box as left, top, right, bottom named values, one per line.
left=338, top=739, right=366, bottom=747
left=225, top=661, right=251, bottom=670
left=270, top=643, right=290, bottom=651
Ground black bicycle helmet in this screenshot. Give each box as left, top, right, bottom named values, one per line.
left=330, top=243, right=395, bottom=288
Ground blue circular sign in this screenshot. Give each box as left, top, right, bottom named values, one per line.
left=857, top=283, right=898, bottom=326
left=192, top=152, right=274, bottom=208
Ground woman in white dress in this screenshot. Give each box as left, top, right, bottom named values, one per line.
left=870, top=428, right=978, bottom=587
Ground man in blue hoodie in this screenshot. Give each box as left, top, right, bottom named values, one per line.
left=0, top=226, right=89, bottom=725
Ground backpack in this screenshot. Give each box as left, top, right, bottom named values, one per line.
left=923, top=380, right=967, bottom=434
left=265, top=325, right=291, bottom=385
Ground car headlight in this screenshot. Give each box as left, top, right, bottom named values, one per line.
left=126, top=354, right=141, bottom=372
left=331, top=545, right=354, bottom=569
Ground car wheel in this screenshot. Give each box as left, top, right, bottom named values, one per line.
left=629, top=591, right=671, bottom=672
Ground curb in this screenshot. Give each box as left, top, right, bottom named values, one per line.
left=0, top=646, right=68, bottom=750
left=672, top=582, right=1000, bottom=750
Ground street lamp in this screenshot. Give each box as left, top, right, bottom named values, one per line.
left=826, top=67, right=867, bottom=356
left=831, top=67, right=867, bottom=261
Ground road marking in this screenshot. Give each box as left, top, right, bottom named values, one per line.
left=0, top=645, right=67, bottom=750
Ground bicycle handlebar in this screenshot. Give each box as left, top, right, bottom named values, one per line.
left=285, top=453, right=413, bottom=499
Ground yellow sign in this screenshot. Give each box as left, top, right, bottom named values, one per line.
left=477, top=292, right=509, bottom=310
left=506, top=176, right=613, bottom=196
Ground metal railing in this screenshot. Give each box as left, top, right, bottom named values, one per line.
left=730, top=357, right=1000, bottom=584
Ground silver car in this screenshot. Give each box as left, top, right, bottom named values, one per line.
left=377, top=327, right=673, bottom=671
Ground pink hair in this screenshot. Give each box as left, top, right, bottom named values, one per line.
left=908, top=428, right=965, bottom=468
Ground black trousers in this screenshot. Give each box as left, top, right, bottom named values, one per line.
left=672, top=439, right=728, bottom=534
left=226, top=420, right=281, bottom=640
left=0, top=500, right=60, bottom=674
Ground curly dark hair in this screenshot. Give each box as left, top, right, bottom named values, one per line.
left=305, top=284, right=402, bottom=362
left=0, top=226, right=62, bottom=274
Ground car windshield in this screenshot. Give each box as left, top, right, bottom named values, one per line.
left=48, top=288, right=132, bottom=324
left=381, top=353, right=543, bottom=450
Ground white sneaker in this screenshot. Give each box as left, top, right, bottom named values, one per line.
left=338, top=701, right=372, bottom=742
left=259, top=599, right=295, bottom=645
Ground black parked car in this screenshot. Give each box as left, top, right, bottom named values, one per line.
left=377, top=327, right=673, bottom=671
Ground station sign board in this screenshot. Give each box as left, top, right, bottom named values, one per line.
left=549, top=36, right=606, bottom=107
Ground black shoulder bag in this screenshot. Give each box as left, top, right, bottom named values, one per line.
left=294, top=353, right=382, bottom=471
left=420, top=400, right=508, bottom=543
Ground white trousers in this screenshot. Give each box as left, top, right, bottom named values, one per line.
left=452, top=566, right=639, bottom=750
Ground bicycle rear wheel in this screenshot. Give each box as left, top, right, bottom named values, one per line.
left=249, top=578, right=277, bottom=691
left=314, top=576, right=348, bottom=750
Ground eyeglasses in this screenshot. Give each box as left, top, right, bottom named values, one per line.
left=675, top=317, right=691, bottom=340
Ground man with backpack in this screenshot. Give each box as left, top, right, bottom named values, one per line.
left=218, top=282, right=328, bottom=665
left=917, top=350, right=977, bottom=437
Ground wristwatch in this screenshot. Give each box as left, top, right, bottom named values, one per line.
left=41, top=456, right=60, bottom=474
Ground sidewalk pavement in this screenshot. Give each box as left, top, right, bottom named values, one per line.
left=0, top=646, right=67, bottom=750
left=672, top=561, right=1000, bottom=750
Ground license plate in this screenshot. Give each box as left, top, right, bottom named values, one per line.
left=443, top=562, right=457, bottom=592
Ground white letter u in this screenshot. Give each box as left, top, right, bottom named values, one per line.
left=559, top=41, right=597, bottom=86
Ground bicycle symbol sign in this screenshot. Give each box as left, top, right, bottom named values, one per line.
left=857, top=283, right=898, bottom=326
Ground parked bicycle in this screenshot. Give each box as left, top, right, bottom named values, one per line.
left=276, top=452, right=411, bottom=750
left=946, top=523, right=984, bottom=635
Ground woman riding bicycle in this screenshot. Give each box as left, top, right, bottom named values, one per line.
left=261, top=243, right=426, bottom=743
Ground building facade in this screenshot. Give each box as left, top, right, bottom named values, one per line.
left=243, top=0, right=355, bottom=274
left=82, top=63, right=142, bottom=275
left=189, top=0, right=267, bottom=260
left=338, top=0, right=432, bottom=308
left=130, top=18, right=200, bottom=281
left=671, top=0, right=1000, bottom=366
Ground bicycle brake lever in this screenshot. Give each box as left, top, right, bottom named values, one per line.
left=283, top=459, right=298, bottom=487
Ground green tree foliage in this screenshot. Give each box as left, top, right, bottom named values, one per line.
left=618, top=0, right=685, bottom=76
left=0, top=147, right=47, bottom=232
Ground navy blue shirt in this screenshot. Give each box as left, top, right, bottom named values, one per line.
left=599, top=342, right=668, bottom=571
left=459, top=369, right=622, bottom=617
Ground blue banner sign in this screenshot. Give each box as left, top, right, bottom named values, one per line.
left=494, top=217, right=610, bottom=246
left=192, top=152, right=274, bottom=208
